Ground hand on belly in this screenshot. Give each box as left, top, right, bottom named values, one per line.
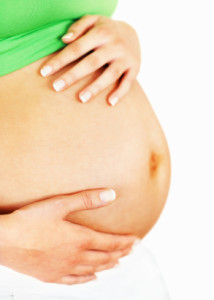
left=0, top=56, right=171, bottom=238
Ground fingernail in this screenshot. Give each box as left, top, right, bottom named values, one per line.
left=40, top=65, right=52, bottom=77
left=99, top=189, right=116, bottom=202
left=79, top=91, right=92, bottom=103
left=62, top=32, right=74, bottom=40
left=109, top=96, right=119, bottom=106
left=53, top=79, right=66, bottom=91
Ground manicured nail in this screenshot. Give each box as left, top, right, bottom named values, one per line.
left=99, top=189, right=116, bottom=202
left=40, top=65, right=53, bottom=77
left=53, top=79, right=66, bottom=91
left=79, top=91, right=92, bottom=103
left=62, top=32, right=74, bottom=40
left=109, top=96, right=119, bottom=106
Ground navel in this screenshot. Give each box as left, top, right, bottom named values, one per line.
left=149, top=151, right=162, bottom=178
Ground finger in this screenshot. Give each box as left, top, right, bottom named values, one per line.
left=19, top=188, right=117, bottom=219
left=90, top=232, right=137, bottom=251
left=70, top=261, right=119, bottom=276
left=78, top=60, right=127, bottom=103
left=56, top=274, right=96, bottom=285
left=108, top=69, right=135, bottom=106
left=50, top=188, right=117, bottom=219
left=80, top=247, right=133, bottom=266
left=87, top=231, right=137, bottom=251
left=78, top=250, right=113, bottom=266
left=61, top=15, right=100, bottom=43
left=95, top=261, right=120, bottom=273
left=40, top=27, right=107, bottom=79
left=53, top=46, right=115, bottom=94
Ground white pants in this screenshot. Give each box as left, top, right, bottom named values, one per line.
left=0, top=240, right=171, bottom=300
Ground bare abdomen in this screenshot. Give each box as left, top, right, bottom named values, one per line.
left=0, top=51, right=171, bottom=238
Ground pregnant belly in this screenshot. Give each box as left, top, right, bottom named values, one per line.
left=0, top=51, right=171, bottom=238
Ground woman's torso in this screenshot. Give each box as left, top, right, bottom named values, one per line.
left=0, top=51, right=171, bottom=238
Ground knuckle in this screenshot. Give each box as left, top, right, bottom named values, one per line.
left=81, top=14, right=91, bottom=20
left=88, top=54, right=101, bottom=68
left=72, top=43, right=82, bottom=55
left=102, top=253, right=111, bottom=264
left=72, top=250, right=85, bottom=264
left=68, top=23, right=75, bottom=31
left=111, top=240, right=120, bottom=250
left=69, top=23, right=79, bottom=32
left=124, top=77, right=132, bottom=90
left=72, top=255, right=81, bottom=265
left=78, top=235, right=91, bottom=249
left=65, top=70, right=78, bottom=84
left=81, top=191, right=93, bottom=209
left=80, top=240, right=90, bottom=250
left=87, top=266, right=95, bottom=274
left=42, top=276, right=55, bottom=283
left=90, top=82, right=100, bottom=95
left=71, top=15, right=90, bottom=30
left=114, top=39, right=125, bottom=54
left=109, top=259, right=119, bottom=267
left=98, top=15, right=108, bottom=22
left=96, top=26, right=111, bottom=39
left=108, top=66, right=121, bottom=79
left=51, top=57, right=64, bottom=69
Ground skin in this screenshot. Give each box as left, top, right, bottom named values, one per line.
left=40, top=15, right=141, bottom=106
left=0, top=189, right=136, bottom=285
left=0, top=16, right=171, bottom=285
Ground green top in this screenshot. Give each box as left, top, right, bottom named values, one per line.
left=0, top=0, right=118, bottom=76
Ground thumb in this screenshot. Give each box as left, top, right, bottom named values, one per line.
left=46, top=188, right=116, bottom=219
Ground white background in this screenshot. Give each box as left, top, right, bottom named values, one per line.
left=114, top=1, right=214, bottom=299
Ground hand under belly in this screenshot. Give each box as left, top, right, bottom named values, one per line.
left=0, top=52, right=171, bottom=238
